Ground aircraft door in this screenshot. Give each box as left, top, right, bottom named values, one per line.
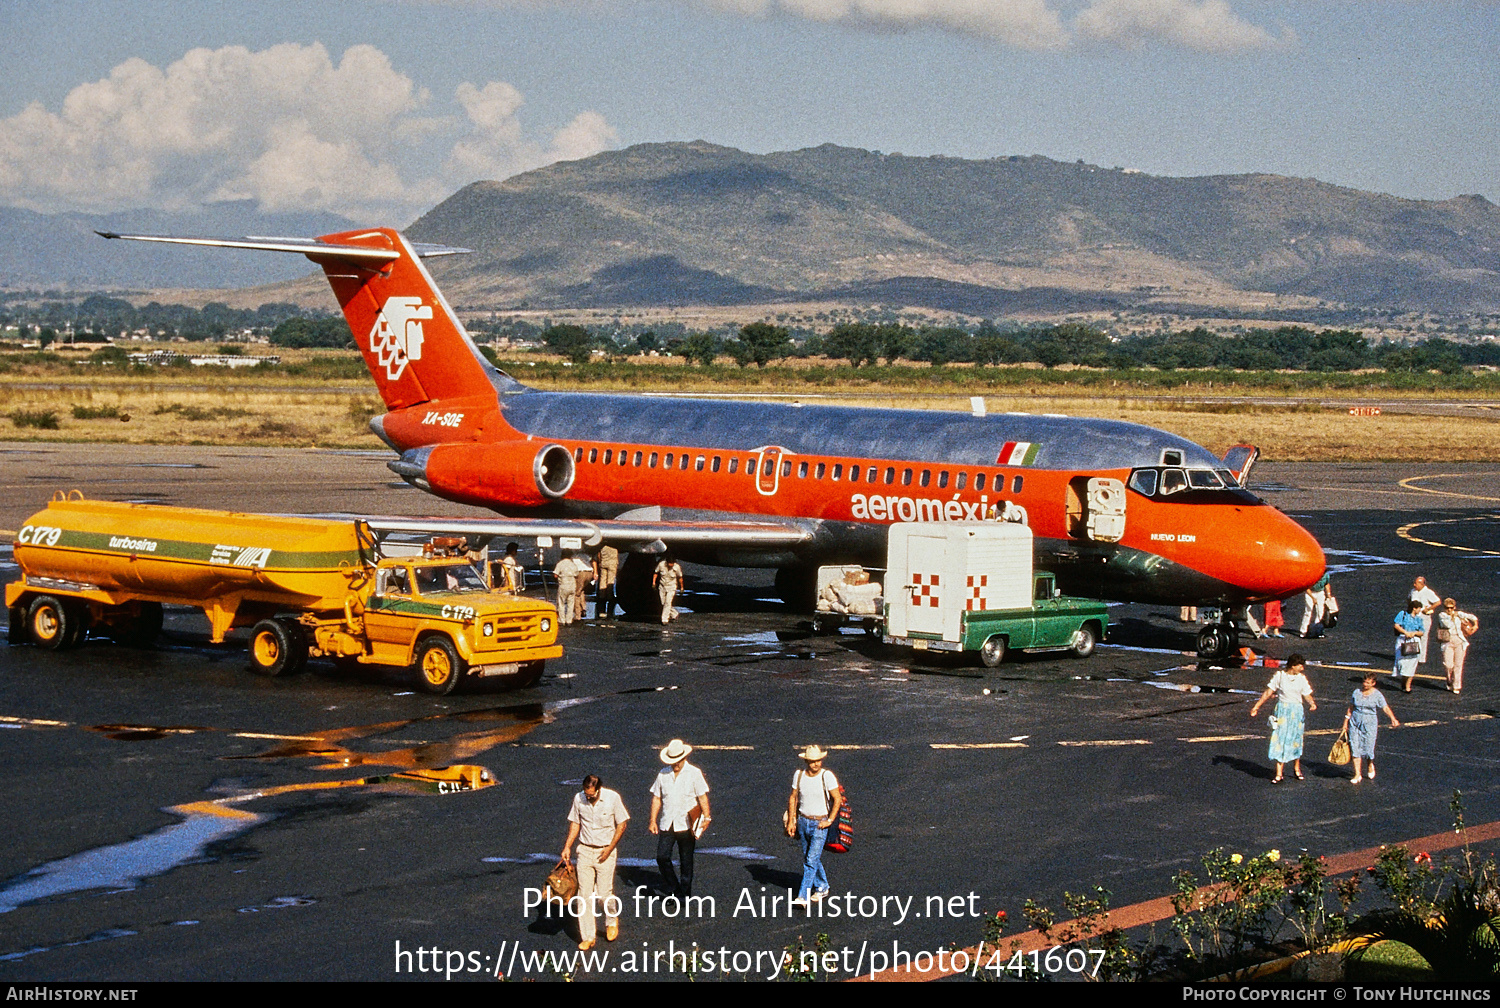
left=1085, top=478, right=1126, bottom=543
left=754, top=446, right=783, bottom=496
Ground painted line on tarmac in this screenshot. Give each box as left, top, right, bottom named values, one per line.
left=522, top=743, right=611, bottom=749
left=1179, top=734, right=1263, bottom=742
left=1396, top=514, right=1500, bottom=556
left=1056, top=739, right=1151, bottom=747
left=929, top=743, right=1028, bottom=749
left=0, top=715, right=70, bottom=727
left=1397, top=472, right=1500, bottom=503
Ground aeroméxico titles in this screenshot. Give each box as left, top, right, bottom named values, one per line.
left=99, top=227, right=1325, bottom=627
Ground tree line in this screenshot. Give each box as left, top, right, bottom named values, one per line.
left=540, top=321, right=1500, bottom=373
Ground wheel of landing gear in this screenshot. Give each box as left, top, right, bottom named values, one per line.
left=614, top=553, right=657, bottom=617
left=774, top=566, right=819, bottom=612
left=1197, top=625, right=1233, bottom=661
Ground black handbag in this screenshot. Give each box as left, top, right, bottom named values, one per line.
left=1400, top=638, right=1420, bottom=657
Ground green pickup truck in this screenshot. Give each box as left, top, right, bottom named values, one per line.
left=884, top=570, right=1108, bottom=667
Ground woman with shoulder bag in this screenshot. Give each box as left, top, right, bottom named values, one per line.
left=1394, top=601, right=1425, bottom=692
left=1436, top=598, right=1479, bottom=695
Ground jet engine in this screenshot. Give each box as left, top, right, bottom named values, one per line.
left=389, top=441, right=575, bottom=507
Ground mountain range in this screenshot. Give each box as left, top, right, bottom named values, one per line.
left=409, top=142, right=1500, bottom=314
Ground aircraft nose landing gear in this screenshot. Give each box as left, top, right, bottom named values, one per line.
left=1196, top=620, right=1240, bottom=661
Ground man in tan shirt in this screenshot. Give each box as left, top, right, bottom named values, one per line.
left=562, top=774, right=629, bottom=950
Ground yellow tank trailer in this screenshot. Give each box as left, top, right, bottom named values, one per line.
left=6, top=494, right=561, bottom=694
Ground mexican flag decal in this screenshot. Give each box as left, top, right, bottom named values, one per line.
left=997, top=442, right=1039, bottom=465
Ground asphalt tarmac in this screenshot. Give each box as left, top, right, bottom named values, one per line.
left=0, top=443, right=1497, bottom=982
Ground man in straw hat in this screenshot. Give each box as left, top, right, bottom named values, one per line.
left=648, top=739, right=711, bottom=898
left=785, top=745, right=842, bottom=907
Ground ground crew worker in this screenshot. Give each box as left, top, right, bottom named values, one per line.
left=554, top=551, right=584, bottom=624
left=594, top=545, right=619, bottom=619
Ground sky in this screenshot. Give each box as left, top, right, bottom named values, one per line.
left=0, top=1, right=1495, bottom=226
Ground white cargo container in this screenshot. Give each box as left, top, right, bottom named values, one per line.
left=885, top=522, right=1034, bottom=643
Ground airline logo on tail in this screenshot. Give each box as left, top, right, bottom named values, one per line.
left=369, top=296, right=433, bottom=381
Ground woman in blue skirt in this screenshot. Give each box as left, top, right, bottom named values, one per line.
left=1249, top=654, right=1318, bottom=783
left=1344, top=673, right=1401, bottom=783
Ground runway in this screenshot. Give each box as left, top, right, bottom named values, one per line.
left=1, top=444, right=1496, bottom=981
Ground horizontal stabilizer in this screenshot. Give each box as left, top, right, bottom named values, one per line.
left=95, top=232, right=471, bottom=263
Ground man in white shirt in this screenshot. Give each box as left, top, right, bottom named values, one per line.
left=785, top=745, right=842, bottom=906
left=648, top=739, right=710, bottom=898
left=562, top=774, right=629, bottom=951
left=554, top=551, right=583, bottom=624
left=1410, top=576, right=1443, bottom=663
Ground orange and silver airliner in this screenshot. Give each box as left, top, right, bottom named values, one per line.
left=100, top=227, right=1324, bottom=651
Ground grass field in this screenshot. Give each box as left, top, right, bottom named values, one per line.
left=3, top=351, right=1498, bottom=460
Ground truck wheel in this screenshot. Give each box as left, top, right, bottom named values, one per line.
left=979, top=636, right=1006, bottom=668
left=516, top=660, right=544, bottom=688
left=28, top=596, right=84, bottom=651
left=1068, top=625, right=1098, bottom=658
left=415, top=637, right=467, bottom=695
left=249, top=618, right=308, bottom=677
left=108, top=602, right=163, bottom=648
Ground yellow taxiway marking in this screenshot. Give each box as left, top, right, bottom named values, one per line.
left=1396, top=514, right=1500, bottom=556
left=791, top=744, right=894, bottom=750
left=229, top=732, right=324, bottom=741
left=0, top=715, right=70, bottom=727
left=1057, top=739, right=1151, bottom=747
left=1316, top=664, right=1444, bottom=681
left=1455, top=714, right=1494, bottom=721
left=1306, top=729, right=1343, bottom=736
left=929, top=742, right=1029, bottom=749
left=1179, top=734, right=1263, bottom=743
left=646, top=744, right=754, bottom=750
left=1397, top=473, right=1500, bottom=503
left=523, top=743, right=611, bottom=749
left=1402, top=720, right=1443, bottom=728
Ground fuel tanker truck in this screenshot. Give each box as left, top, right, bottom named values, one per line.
left=5, top=493, right=561, bottom=694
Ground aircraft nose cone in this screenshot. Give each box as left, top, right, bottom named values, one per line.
left=1240, top=511, right=1325, bottom=600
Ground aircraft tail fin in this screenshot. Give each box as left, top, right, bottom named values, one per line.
left=97, top=228, right=496, bottom=410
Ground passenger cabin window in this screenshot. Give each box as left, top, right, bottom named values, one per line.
left=619, top=450, right=628, bottom=466
left=782, top=460, right=792, bottom=477
left=956, top=473, right=967, bottom=490
left=867, top=466, right=878, bottom=483
left=679, top=454, right=689, bottom=471
left=633, top=451, right=643, bottom=466
left=884, top=467, right=896, bottom=485
left=937, top=471, right=948, bottom=489
left=588, top=448, right=598, bottom=463
left=728, top=458, right=738, bottom=474
left=919, top=470, right=931, bottom=487
left=1188, top=469, right=1224, bottom=489
left=695, top=456, right=706, bottom=471
left=1159, top=468, right=1188, bottom=495
left=1128, top=469, right=1159, bottom=496
left=604, top=449, right=613, bottom=464
left=815, top=463, right=825, bottom=479
left=574, top=447, right=584, bottom=461
left=849, top=466, right=860, bottom=483
left=711, top=456, right=721, bottom=472
left=831, top=464, right=842, bottom=480
left=902, top=468, right=913, bottom=486
left=798, top=461, right=809, bottom=478
left=664, top=453, right=674, bottom=468
left=1012, top=475, right=1023, bottom=494
left=649, top=452, right=659, bottom=468
left=975, top=473, right=987, bottom=491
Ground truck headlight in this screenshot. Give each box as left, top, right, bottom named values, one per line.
left=540, top=618, right=552, bottom=632
left=483, top=622, right=493, bottom=636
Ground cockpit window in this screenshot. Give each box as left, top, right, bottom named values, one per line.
left=1127, top=469, right=1158, bottom=496
left=1187, top=469, right=1225, bottom=489
left=1217, top=468, right=1240, bottom=488
left=1159, top=469, right=1188, bottom=496
left=1160, top=449, right=1184, bottom=466
left=413, top=564, right=489, bottom=594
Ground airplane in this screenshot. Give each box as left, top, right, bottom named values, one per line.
left=99, top=227, right=1325, bottom=657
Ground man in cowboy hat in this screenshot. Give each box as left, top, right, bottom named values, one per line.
left=785, top=745, right=842, bottom=907
left=648, top=739, right=711, bottom=898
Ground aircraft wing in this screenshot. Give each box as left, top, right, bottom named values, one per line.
left=304, top=514, right=812, bottom=549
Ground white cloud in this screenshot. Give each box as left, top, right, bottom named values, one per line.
left=708, top=0, right=1069, bottom=49
left=0, top=42, right=618, bottom=219
left=1075, top=0, right=1294, bottom=52
left=417, top=0, right=1288, bottom=51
